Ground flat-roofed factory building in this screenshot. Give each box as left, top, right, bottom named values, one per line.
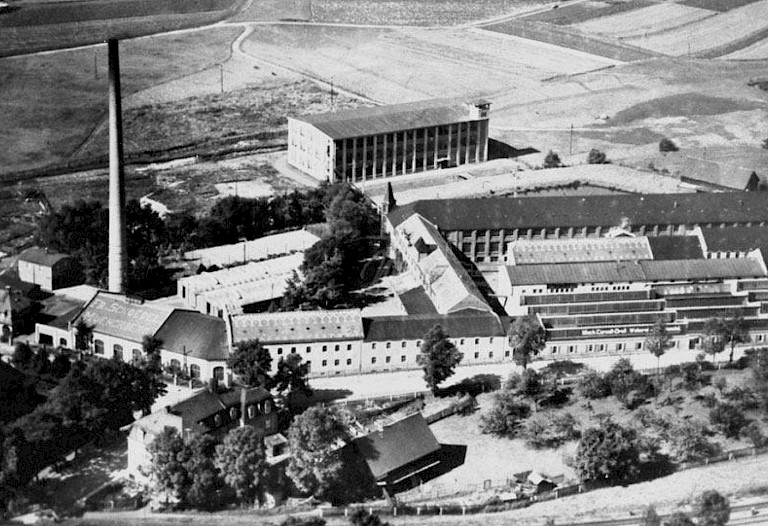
left=287, top=99, right=490, bottom=182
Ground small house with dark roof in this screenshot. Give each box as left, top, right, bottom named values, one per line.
left=349, top=413, right=442, bottom=495
left=288, top=98, right=490, bottom=182
left=18, top=247, right=82, bottom=291
left=127, top=384, right=278, bottom=478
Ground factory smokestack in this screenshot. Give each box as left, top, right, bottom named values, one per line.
left=107, top=39, right=127, bottom=293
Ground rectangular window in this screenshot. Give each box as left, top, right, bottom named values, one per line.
left=372, top=343, right=377, bottom=350
left=551, top=346, right=558, bottom=354
left=291, top=347, right=296, bottom=353
left=322, top=360, right=327, bottom=366
left=401, top=355, right=406, bottom=362
left=474, top=338, right=480, bottom=345
left=568, top=345, right=575, bottom=353
left=386, top=342, right=391, bottom=349
left=587, top=344, right=594, bottom=352
left=635, top=342, right=643, bottom=350
left=505, top=350, right=510, bottom=357
left=372, top=357, right=377, bottom=364
left=401, top=341, right=406, bottom=348
left=306, top=346, right=311, bottom=353
left=489, top=352, right=494, bottom=358
left=346, top=358, right=352, bottom=366
left=334, top=344, right=340, bottom=352
left=385, top=356, right=391, bottom=363
left=334, top=359, right=340, bottom=366
left=347, top=344, right=352, bottom=351
left=277, top=347, right=283, bottom=355
left=474, top=352, right=479, bottom=359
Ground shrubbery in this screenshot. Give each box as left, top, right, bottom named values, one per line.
left=520, top=412, right=580, bottom=449
left=659, top=137, right=679, bottom=152
left=665, top=420, right=721, bottom=462
left=479, top=390, right=531, bottom=438
left=587, top=148, right=608, bottom=164
left=709, top=402, right=748, bottom=439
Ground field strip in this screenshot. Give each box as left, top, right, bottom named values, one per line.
left=623, top=0, right=768, bottom=55
left=575, top=3, right=714, bottom=39
left=724, top=35, right=768, bottom=58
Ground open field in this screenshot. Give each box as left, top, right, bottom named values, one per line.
left=244, top=25, right=618, bottom=103
left=307, top=0, right=547, bottom=26
left=231, top=0, right=311, bottom=21
left=575, top=3, right=715, bottom=39
left=623, top=0, right=768, bottom=56
left=0, top=26, right=240, bottom=175
left=681, top=0, right=764, bottom=12
left=522, top=0, right=651, bottom=25
left=726, top=36, right=768, bottom=59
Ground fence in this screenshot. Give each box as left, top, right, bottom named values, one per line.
left=424, top=394, right=476, bottom=425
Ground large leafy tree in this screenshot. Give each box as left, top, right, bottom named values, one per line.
left=701, top=318, right=728, bottom=364
left=73, top=318, right=94, bottom=354
left=273, top=353, right=313, bottom=405
left=416, top=325, right=463, bottom=394
left=508, top=315, right=546, bottom=370
left=722, top=315, right=749, bottom=364
left=571, top=419, right=641, bottom=484
left=215, top=426, right=267, bottom=507
left=695, top=490, right=730, bottom=526
left=140, top=334, right=167, bottom=414
left=11, top=342, right=34, bottom=370
left=479, top=389, right=531, bottom=438
left=228, top=339, right=272, bottom=388
left=645, top=318, right=674, bottom=378
left=286, top=405, right=350, bottom=502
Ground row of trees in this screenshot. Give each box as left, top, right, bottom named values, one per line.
left=227, top=340, right=312, bottom=403
left=35, top=183, right=343, bottom=294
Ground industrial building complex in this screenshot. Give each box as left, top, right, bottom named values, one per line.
left=33, top=190, right=768, bottom=382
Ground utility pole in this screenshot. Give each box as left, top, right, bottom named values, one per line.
left=330, top=79, right=335, bottom=107
left=94, top=48, right=98, bottom=80
left=220, top=64, right=224, bottom=94
left=569, top=124, right=574, bottom=156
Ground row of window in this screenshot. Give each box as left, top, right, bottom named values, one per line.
left=273, top=337, right=494, bottom=356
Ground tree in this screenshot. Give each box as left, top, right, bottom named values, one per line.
left=215, top=426, right=267, bottom=507
left=273, top=353, right=312, bottom=405
left=50, top=354, right=71, bottom=379
left=185, top=433, right=226, bottom=511
left=286, top=405, right=372, bottom=503
left=666, top=420, right=720, bottom=462
left=73, top=318, right=94, bottom=354
left=743, top=421, right=766, bottom=447
left=646, top=319, right=674, bottom=379
left=571, top=419, right=641, bottom=484
left=702, top=318, right=727, bottom=364
left=665, top=512, right=695, bottom=526
left=695, top=490, right=730, bottom=526
left=519, top=412, right=580, bottom=449
left=508, top=315, right=546, bottom=370
left=709, top=402, right=748, bottom=439
left=11, top=342, right=34, bottom=370
left=479, top=389, right=531, bottom=437
left=148, top=427, right=193, bottom=502
left=722, top=315, right=749, bottom=364
left=642, top=505, right=661, bottom=526
left=659, top=137, right=679, bottom=152
left=579, top=370, right=611, bottom=399
left=416, top=325, right=463, bottom=394
left=606, top=358, right=652, bottom=408
left=350, top=509, right=391, bottom=526
left=228, top=339, right=272, bottom=388
left=139, top=334, right=166, bottom=414
left=587, top=149, right=608, bottom=164
left=543, top=150, right=562, bottom=168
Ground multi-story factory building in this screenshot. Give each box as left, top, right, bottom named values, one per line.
left=287, top=99, right=490, bottom=182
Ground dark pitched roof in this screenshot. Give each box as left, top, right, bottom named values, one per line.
left=701, top=226, right=768, bottom=255
left=294, top=98, right=488, bottom=140
left=363, top=312, right=505, bottom=341
left=647, top=235, right=704, bottom=260
left=388, top=193, right=768, bottom=231
left=398, top=287, right=438, bottom=315
left=154, top=310, right=228, bottom=361
left=504, top=258, right=766, bottom=286
left=171, top=386, right=271, bottom=433
left=18, top=247, right=71, bottom=267
left=352, top=413, right=441, bottom=480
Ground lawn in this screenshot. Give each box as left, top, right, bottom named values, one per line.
left=0, top=26, right=241, bottom=176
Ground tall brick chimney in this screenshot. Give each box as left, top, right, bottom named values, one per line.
left=107, top=39, right=127, bottom=293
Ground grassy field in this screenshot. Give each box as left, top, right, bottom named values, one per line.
left=681, top=0, right=764, bottom=12
left=623, top=0, right=768, bottom=56
left=0, top=26, right=240, bottom=176
left=575, top=3, right=714, bottom=39
left=521, top=0, right=652, bottom=25
left=308, top=0, right=547, bottom=26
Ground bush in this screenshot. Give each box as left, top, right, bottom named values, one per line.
left=709, top=402, right=748, bottom=439
left=695, top=490, right=730, bottom=526
left=479, top=390, right=531, bottom=438
left=542, top=360, right=585, bottom=377
left=659, top=137, right=679, bottom=152
left=349, top=509, right=390, bottom=526
left=579, top=370, right=611, bottom=399
left=280, top=517, right=327, bottom=526
left=666, top=421, right=721, bottom=462
left=606, top=358, right=653, bottom=407
left=743, top=421, right=766, bottom=448
left=543, top=150, right=562, bottom=168
left=570, top=419, right=641, bottom=483
left=587, top=149, right=608, bottom=164
left=520, top=412, right=580, bottom=449
left=724, top=386, right=759, bottom=410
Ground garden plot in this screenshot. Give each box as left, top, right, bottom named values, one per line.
left=575, top=3, right=714, bottom=39
left=623, top=0, right=768, bottom=55
left=244, top=25, right=617, bottom=103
